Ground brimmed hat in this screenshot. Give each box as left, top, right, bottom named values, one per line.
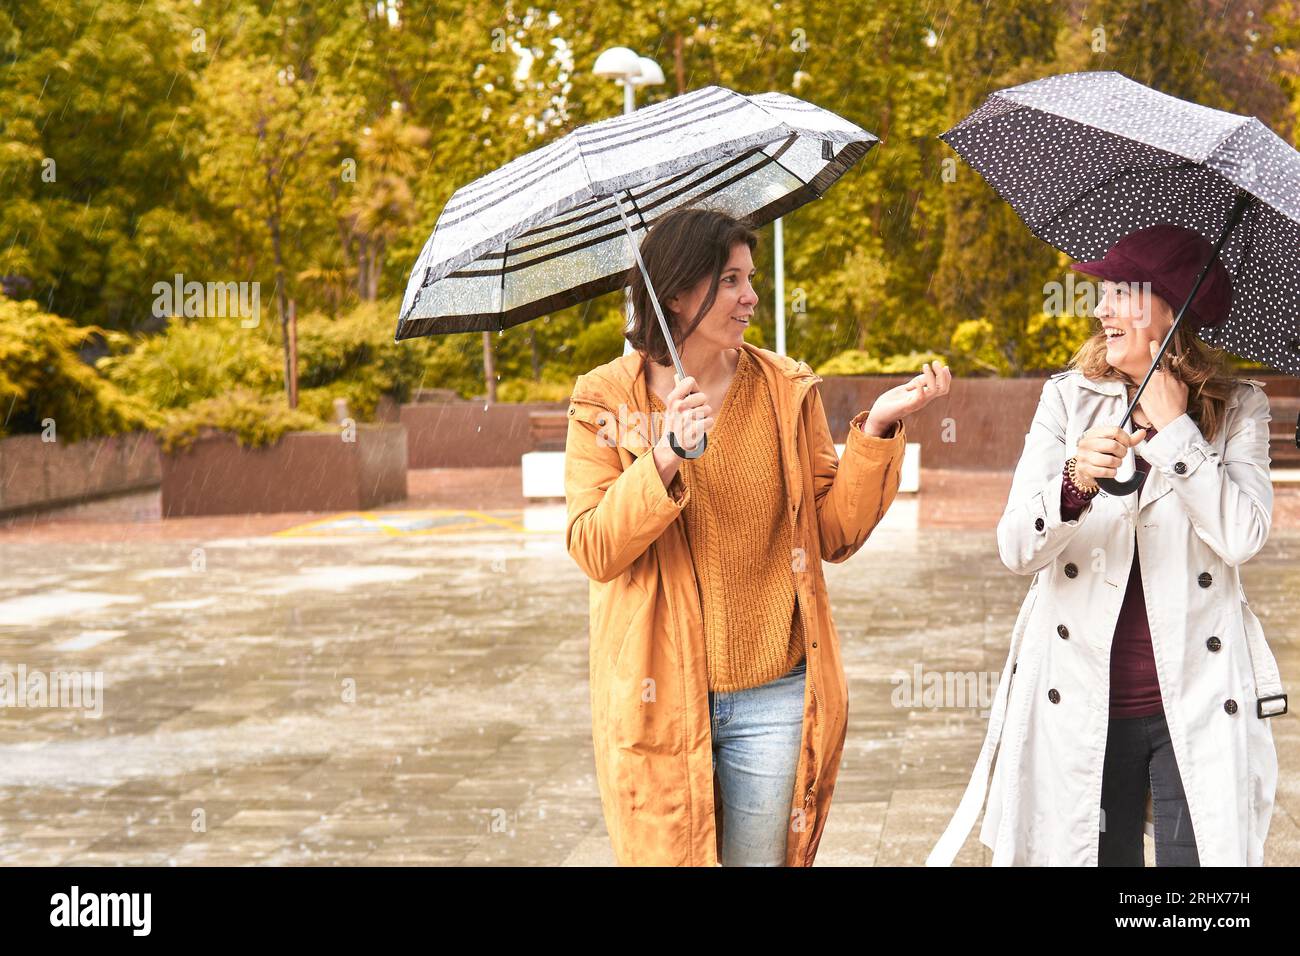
left=1070, top=223, right=1232, bottom=331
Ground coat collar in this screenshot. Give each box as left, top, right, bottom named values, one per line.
left=1064, top=369, right=1258, bottom=412
left=570, top=342, right=821, bottom=419
left=569, top=343, right=822, bottom=513
left=1056, top=370, right=1256, bottom=514
left=1063, top=371, right=1126, bottom=397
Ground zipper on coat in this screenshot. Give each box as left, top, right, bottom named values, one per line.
left=796, top=588, right=821, bottom=755
left=788, top=377, right=822, bottom=818
left=801, top=596, right=819, bottom=808
left=790, top=513, right=820, bottom=820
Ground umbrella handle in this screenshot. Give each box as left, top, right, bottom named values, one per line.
left=1096, top=475, right=1144, bottom=496
left=668, top=430, right=708, bottom=459
left=1095, top=456, right=1145, bottom=496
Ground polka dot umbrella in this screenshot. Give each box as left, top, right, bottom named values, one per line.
left=941, top=70, right=1300, bottom=495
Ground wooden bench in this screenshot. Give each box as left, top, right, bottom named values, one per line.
left=529, top=410, right=570, bottom=452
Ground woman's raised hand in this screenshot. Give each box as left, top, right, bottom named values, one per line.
left=863, top=360, right=952, bottom=436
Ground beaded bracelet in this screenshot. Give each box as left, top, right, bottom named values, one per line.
left=1063, top=457, right=1100, bottom=498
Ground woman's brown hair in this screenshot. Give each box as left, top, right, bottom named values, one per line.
left=625, top=206, right=757, bottom=366
left=1066, top=297, right=1236, bottom=442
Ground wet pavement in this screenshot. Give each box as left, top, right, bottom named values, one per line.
left=0, top=469, right=1296, bottom=866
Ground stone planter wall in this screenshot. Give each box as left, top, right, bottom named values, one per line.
left=400, top=401, right=566, bottom=468
left=160, top=424, right=408, bottom=516
left=0, top=431, right=161, bottom=517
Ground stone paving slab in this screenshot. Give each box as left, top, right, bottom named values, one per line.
left=0, top=478, right=1295, bottom=866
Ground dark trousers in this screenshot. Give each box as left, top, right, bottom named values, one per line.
left=1098, top=712, right=1200, bottom=866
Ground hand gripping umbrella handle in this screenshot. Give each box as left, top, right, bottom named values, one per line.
left=1096, top=189, right=1254, bottom=497
left=668, top=429, right=707, bottom=459
left=1094, top=441, right=1146, bottom=496
left=610, top=190, right=708, bottom=459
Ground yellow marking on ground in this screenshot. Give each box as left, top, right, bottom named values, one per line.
left=271, top=513, right=364, bottom=536
left=273, top=509, right=534, bottom=537
left=455, top=509, right=529, bottom=533
left=358, top=511, right=402, bottom=536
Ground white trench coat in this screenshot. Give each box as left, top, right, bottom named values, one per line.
left=929, top=369, right=1287, bottom=866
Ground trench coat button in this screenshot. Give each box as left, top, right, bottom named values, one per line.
left=1057, top=624, right=1069, bottom=640
left=1012, top=663, right=1018, bottom=674
left=1174, top=461, right=1187, bottom=475
left=1064, top=562, right=1078, bottom=578
left=568, top=406, right=575, bottom=415
left=1198, top=572, right=1213, bottom=588
left=1206, top=636, right=1222, bottom=652
left=1224, top=699, right=1238, bottom=715
left=1034, top=517, right=1045, bottom=532
left=1048, top=689, right=1061, bottom=704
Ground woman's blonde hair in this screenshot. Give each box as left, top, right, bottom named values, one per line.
left=1066, top=308, right=1235, bottom=443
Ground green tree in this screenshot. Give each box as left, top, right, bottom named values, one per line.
left=932, top=0, right=1064, bottom=375
left=192, top=54, right=362, bottom=399
left=0, top=0, right=208, bottom=330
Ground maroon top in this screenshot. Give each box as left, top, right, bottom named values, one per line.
left=1060, top=427, right=1164, bottom=718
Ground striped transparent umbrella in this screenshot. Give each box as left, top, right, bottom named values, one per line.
left=396, top=84, right=877, bottom=458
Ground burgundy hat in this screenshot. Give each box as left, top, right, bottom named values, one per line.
left=1070, top=224, right=1233, bottom=331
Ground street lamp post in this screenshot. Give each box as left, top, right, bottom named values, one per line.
left=593, top=47, right=664, bottom=357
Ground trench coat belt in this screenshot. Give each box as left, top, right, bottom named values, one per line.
left=1243, top=601, right=1288, bottom=718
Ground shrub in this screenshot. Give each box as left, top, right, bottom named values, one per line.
left=0, top=297, right=157, bottom=441
left=1020, top=310, right=1092, bottom=372
left=295, top=300, right=427, bottom=419
left=156, top=388, right=329, bottom=454
left=567, top=312, right=627, bottom=374
left=948, top=319, right=1012, bottom=377
left=99, top=298, right=429, bottom=424
left=815, top=348, right=946, bottom=377
left=496, top=377, right=573, bottom=403
left=96, top=317, right=282, bottom=409
left=420, top=333, right=487, bottom=399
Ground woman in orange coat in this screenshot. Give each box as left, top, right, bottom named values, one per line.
left=564, top=206, right=950, bottom=865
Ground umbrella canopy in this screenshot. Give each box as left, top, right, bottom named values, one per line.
left=395, top=85, right=877, bottom=341
left=941, top=70, right=1300, bottom=377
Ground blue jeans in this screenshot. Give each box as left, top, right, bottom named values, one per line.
left=708, top=660, right=807, bottom=866
left=1099, top=712, right=1200, bottom=866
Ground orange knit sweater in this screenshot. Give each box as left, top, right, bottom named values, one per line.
left=649, top=348, right=805, bottom=692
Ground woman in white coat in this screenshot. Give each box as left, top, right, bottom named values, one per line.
left=929, top=223, right=1287, bottom=867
